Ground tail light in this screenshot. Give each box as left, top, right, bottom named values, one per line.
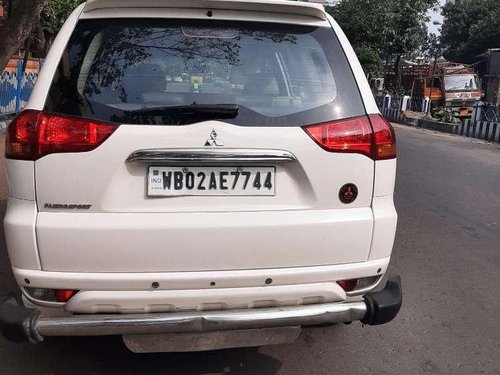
left=369, top=114, right=397, bottom=160
left=53, top=289, right=79, bottom=303
left=303, top=114, right=396, bottom=160
left=337, top=279, right=358, bottom=292
left=25, top=287, right=79, bottom=303
left=337, top=276, right=382, bottom=294
left=6, top=110, right=118, bottom=161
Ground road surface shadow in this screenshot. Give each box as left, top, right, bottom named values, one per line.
left=10, top=335, right=284, bottom=375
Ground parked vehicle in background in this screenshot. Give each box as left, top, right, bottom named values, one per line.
left=0, top=0, right=401, bottom=353
left=412, top=63, right=482, bottom=118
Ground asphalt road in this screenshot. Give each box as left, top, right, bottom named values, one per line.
left=0, top=125, right=499, bottom=374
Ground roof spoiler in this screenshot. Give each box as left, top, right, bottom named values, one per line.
left=83, top=0, right=328, bottom=21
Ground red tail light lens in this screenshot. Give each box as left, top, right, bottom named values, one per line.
left=53, top=289, right=79, bottom=302
left=304, top=116, right=373, bottom=157
left=337, top=279, right=358, bottom=292
left=369, top=114, right=397, bottom=160
left=6, top=110, right=118, bottom=160
left=303, top=115, right=396, bottom=160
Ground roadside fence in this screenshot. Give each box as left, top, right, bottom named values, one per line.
left=378, top=95, right=415, bottom=124
left=407, top=97, right=425, bottom=112
left=455, top=104, right=500, bottom=142
left=479, top=104, right=500, bottom=123
left=377, top=94, right=500, bottom=143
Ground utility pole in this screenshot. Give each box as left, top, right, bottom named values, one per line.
left=426, top=47, right=439, bottom=117
left=426, top=23, right=442, bottom=118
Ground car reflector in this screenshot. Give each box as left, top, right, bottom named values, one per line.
left=53, top=289, right=79, bottom=303
left=337, top=276, right=382, bottom=294
left=24, top=287, right=79, bottom=303
left=337, top=279, right=358, bottom=292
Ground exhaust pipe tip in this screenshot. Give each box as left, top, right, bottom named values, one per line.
left=0, top=294, right=42, bottom=343
left=362, top=275, right=402, bottom=326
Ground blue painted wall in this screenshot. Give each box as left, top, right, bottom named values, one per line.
left=0, top=60, right=39, bottom=114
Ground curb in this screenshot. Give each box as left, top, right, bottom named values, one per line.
left=417, top=119, right=460, bottom=134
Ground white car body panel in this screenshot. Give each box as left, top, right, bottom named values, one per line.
left=83, top=0, right=327, bottom=20
left=373, top=159, right=397, bottom=198
left=6, top=160, right=35, bottom=200
left=64, top=283, right=347, bottom=313
left=4, top=199, right=40, bottom=270
left=13, top=257, right=389, bottom=291
left=35, top=123, right=374, bottom=213
left=370, top=195, right=398, bottom=260
left=5, top=0, right=398, bottom=323
left=81, top=7, right=328, bottom=26
left=37, top=208, right=373, bottom=272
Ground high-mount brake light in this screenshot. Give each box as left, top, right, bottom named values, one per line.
left=6, top=110, right=118, bottom=161
left=303, top=114, right=396, bottom=160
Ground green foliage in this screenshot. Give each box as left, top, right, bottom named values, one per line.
left=440, top=0, right=500, bottom=63
left=327, top=0, right=389, bottom=73
left=42, top=0, right=86, bottom=37
left=431, top=107, right=461, bottom=124
left=354, top=44, right=384, bottom=75
left=387, top=0, right=436, bottom=56
left=327, top=0, right=436, bottom=74
left=421, top=32, right=441, bottom=60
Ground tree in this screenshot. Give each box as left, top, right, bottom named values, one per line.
left=327, top=0, right=436, bottom=80
left=440, top=0, right=500, bottom=63
left=42, top=0, right=85, bottom=51
left=386, top=0, right=436, bottom=85
left=327, top=0, right=392, bottom=74
left=0, top=0, right=87, bottom=72
left=421, top=33, right=441, bottom=61
left=0, top=0, right=49, bottom=72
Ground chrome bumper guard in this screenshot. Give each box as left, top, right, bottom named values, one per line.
left=0, top=276, right=402, bottom=343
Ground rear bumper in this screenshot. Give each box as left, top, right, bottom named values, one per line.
left=12, top=258, right=391, bottom=313
left=0, top=276, right=402, bottom=343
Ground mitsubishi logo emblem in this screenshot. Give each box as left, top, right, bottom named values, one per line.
left=204, top=129, right=224, bottom=147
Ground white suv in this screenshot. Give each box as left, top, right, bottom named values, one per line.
left=0, top=0, right=401, bottom=352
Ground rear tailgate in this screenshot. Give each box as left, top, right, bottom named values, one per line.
left=35, top=122, right=374, bottom=272
left=33, top=15, right=375, bottom=272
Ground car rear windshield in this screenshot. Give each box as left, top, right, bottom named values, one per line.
left=45, top=19, right=365, bottom=126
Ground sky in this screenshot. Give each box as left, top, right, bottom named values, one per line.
left=427, top=0, right=445, bottom=35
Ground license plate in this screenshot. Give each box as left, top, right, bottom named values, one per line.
left=148, top=166, right=276, bottom=196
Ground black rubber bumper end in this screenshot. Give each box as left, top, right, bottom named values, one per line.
left=361, top=275, right=402, bottom=326
left=0, top=294, right=41, bottom=343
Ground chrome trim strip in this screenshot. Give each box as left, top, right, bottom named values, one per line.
left=126, top=148, right=297, bottom=165
left=36, top=302, right=367, bottom=337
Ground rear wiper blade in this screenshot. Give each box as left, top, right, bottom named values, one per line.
left=128, top=104, right=239, bottom=118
